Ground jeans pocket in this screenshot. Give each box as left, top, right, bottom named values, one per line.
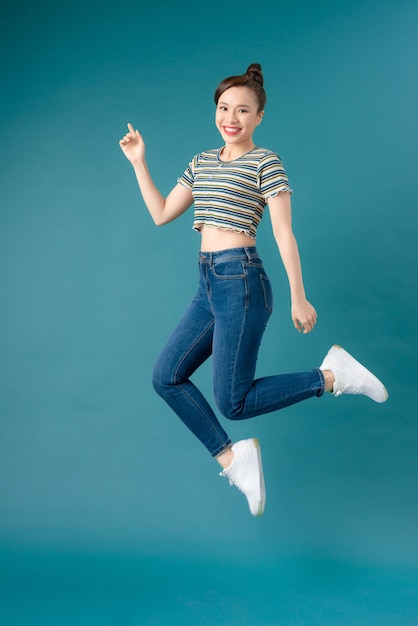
left=260, top=274, right=273, bottom=313
left=212, top=259, right=245, bottom=279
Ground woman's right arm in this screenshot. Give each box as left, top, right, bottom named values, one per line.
left=119, top=123, right=193, bottom=226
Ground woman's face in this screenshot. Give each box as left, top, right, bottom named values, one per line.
left=215, top=86, right=264, bottom=148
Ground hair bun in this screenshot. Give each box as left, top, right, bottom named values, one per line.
left=245, top=63, right=264, bottom=86
left=214, top=63, right=266, bottom=112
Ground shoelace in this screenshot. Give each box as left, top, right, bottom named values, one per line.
left=219, top=470, right=243, bottom=492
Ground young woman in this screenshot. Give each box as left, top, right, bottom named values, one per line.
left=119, top=64, right=387, bottom=516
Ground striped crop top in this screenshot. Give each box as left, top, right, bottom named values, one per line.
left=178, top=147, right=292, bottom=239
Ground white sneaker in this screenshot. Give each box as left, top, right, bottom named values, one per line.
left=320, top=345, right=388, bottom=402
left=219, top=438, right=266, bottom=516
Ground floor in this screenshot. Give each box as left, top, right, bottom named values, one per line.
left=1, top=549, right=416, bottom=625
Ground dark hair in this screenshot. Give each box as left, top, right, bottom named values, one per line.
left=214, top=63, right=266, bottom=112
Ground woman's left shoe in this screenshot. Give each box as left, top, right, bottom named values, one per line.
left=320, top=345, right=388, bottom=402
left=219, top=438, right=266, bottom=516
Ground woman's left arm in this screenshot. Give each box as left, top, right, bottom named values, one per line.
left=268, top=192, right=317, bottom=334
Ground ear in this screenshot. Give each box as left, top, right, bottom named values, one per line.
left=256, top=110, right=264, bottom=125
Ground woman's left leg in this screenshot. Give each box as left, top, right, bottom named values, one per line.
left=210, top=251, right=324, bottom=420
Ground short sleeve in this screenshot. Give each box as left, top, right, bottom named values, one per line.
left=258, top=152, right=292, bottom=199
left=177, top=155, right=196, bottom=189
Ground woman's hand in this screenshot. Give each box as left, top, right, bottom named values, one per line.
left=119, top=123, right=145, bottom=166
left=291, top=297, right=317, bottom=334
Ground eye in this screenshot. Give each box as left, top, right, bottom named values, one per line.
left=238, top=109, right=249, bottom=114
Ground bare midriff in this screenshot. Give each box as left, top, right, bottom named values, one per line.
left=199, top=225, right=256, bottom=252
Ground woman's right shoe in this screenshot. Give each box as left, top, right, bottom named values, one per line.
left=320, top=344, right=388, bottom=402
left=219, top=438, right=266, bottom=516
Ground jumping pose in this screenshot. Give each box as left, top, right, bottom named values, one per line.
left=119, top=63, right=388, bottom=516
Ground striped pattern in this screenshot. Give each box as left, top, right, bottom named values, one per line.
left=178, top=147, right=292, bottom=238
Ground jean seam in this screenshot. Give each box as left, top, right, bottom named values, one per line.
left=260, top=274, right=273, bottom=313
left=177, top=382, right=230, bottom=452
left=172, top=319, right=231, bottom=451
left=172, top=319, right=214, bottom=386
left=229, top=297, right=248, bottom=418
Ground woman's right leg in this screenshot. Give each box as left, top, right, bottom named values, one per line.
left=152, top=292, right=232, bottom=458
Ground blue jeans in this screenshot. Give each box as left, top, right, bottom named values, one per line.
left=152, top=247, right=325, bottom=457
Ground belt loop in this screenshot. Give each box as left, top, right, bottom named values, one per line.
left=244, top=247, right=252, bottom=262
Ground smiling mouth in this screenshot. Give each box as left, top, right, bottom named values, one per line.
left=223, top=126, right=241, bottom=135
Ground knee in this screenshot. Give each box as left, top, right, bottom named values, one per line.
left=152, top=358, right=169, bottom=397
left=215, top=392, right=241, bottom=421
left=152, top=351, right=185, bottom=400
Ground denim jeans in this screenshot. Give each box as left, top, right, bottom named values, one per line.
left=152, top=247, right=325, bottom=457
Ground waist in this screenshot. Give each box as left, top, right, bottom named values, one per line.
left=199, top=224, right=256, bottom=252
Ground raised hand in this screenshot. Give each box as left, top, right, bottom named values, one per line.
left=119, top=123, right=146, bottom=165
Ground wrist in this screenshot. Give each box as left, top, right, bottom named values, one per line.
left=132, top=157, right=146, bottom=167
left=132, top=159, right=148, bottom=176
left=291, top=291, right=307, bottom=304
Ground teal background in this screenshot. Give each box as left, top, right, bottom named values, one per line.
left=1, top=0, right=417, bottom=624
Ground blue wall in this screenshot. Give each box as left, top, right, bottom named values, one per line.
left=1, top=0, right=417, bottom=623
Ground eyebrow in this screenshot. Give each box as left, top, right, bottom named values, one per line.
left=218, top=101, right=253, bottom=108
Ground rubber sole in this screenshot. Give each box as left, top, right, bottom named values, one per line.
left=252, top=438, right=266, bottom=516
left=331, top=345, right=388, bottom=402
